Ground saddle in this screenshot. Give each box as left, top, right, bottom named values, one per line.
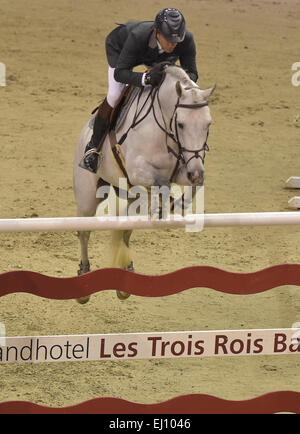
left=109, top=85, right=138, bottom=131
left=108, top=85, right=144, bottom=189
left=92, top=85, right=138, bottom=189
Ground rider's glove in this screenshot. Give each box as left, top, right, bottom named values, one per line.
left=144, top=69, right=164, bottom=87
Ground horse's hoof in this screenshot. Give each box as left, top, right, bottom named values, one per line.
left=116, top=262, right=134, bottom=300
left=116, top=290, right=131, bottom=300
left=76, top=296, right=91, bottom=304
left=77, top=261, right=91, bottom=276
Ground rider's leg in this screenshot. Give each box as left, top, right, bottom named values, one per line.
left=107, top=66, right=126, bottom=108
left=81, top=67, right=125, bottom=174
left=81, top=98, right=113, bottom=173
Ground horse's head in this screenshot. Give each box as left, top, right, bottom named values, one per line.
left=158, top=64, right=215, bottom=186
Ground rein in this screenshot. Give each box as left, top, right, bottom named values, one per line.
left=117, top=87, right=158, bottom=145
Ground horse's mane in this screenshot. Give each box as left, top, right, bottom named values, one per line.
left=164, top=63, right=198, bottom=89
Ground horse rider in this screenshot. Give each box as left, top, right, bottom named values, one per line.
left=81, top=7, right=199, bottom=173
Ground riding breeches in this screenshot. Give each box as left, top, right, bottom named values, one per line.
left=107, top=66, right=126, bottom=108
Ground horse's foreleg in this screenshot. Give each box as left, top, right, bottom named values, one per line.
left=110, top=229, right=134, bottom=300
left=111, top=229, right=133, bottom=269
left=78, top=230, right=91, bottom=274
left=123, top=229, right=134, bottom=270
left=76, top=230, right=92, bottom=304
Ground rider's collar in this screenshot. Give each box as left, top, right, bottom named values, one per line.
left=148, top=31, right=164, bottom=53
left=156, top=40, right=164, bottom=54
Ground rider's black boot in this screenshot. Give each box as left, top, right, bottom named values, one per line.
left=80, top=98, right=113, bottom=173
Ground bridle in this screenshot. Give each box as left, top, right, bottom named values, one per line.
left=152, top=84, right=210, bottom=179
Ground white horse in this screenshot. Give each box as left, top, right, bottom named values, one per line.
left=73, top=63, right=214, bottom=302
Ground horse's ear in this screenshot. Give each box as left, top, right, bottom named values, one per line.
left=201, top=85, right=216, bottom=100
left=176, top=81, right=182, bottom=98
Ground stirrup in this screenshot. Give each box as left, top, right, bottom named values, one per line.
left=79, top=148, right=103, bottom=172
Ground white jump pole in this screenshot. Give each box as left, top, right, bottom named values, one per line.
left=0, top=62, right=6, bottom=87
left=0, top=212, right=300, bottom=233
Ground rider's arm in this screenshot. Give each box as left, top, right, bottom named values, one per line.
left=113, top=32, right=146, bottom=87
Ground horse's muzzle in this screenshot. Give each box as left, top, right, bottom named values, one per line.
left=187, top=170, right=204, bottom=186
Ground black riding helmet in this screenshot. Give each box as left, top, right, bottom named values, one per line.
left=154, top=8, right=186, bottom=43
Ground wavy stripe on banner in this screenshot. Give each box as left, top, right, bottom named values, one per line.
left=0, top=264, right=300, bottom=299
left=0, top=391, right=299, bottom=414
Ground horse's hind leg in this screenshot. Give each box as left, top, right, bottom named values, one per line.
left=76, top=196, right=99, bottom=304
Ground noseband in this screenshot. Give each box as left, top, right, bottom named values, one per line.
left=153, top=89, right=210, bottom=170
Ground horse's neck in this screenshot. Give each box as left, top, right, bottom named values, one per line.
left=155, top=79, right=179, bottom=121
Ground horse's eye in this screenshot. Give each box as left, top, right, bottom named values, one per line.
left=178, top=123, right=184, bottom=129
